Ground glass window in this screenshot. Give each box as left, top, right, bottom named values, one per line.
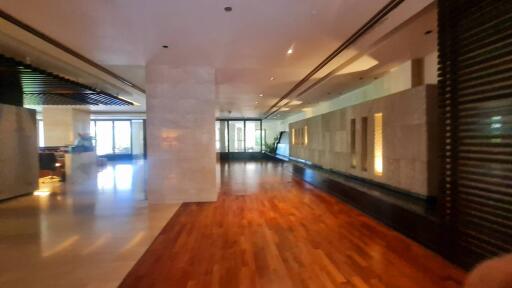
left=228, top=121, right=245, bottom=152
left=216, top=121, right=228, bottom=152
left=38, top=120, right=44, bottom=147
left=245, top=121, right=261, bottom=152
left=96, top=121, right=113, bottom=156
left=131, top=120, right=144, bottom=157
left=114, top=121, right=131, bottom=154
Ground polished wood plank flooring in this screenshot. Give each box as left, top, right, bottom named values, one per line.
left=121, top=161, right=465, bottom=288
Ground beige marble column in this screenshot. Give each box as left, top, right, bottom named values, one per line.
left=146, top=65, right=217, bottom=203
left=0, top=104, right=38, bottom=200
left=42, top=107, right=90, bottom=146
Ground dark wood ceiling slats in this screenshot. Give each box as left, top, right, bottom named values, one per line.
left=0, top=54, right=133, bottom=106
left=438, top=0, right=512, bottom=269
left=0, top=9, right=145, bottom=94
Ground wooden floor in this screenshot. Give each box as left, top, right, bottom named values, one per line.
left=121, top=161, right=465, bottom=288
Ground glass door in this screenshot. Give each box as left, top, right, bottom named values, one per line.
left=114, top=121, right=132, bottom=154
left=95, top=121, right=114, bottom=156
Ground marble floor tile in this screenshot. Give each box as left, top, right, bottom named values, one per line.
left=0, top=160, right=180, bottom=288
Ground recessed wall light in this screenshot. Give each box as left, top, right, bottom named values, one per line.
left=224, top=6, right=232, bottom=12
left=162, top=45, right=169, bottom=48
left=424, top=30, right=433, bottom=35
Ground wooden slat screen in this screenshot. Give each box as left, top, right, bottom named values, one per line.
left=438, top=0, right=512, bottom=269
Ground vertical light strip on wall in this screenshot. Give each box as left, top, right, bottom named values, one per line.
left=374, top=113, right=383, bottom=175
left=350, top=118, right=356, bottom=168
left=304, top=126, right=308, bottom=145
left=361, top=117, right=368, bottom=171
left=292, top=128, right=295, bottom=145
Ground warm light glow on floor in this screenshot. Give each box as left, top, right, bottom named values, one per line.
left=374, top=113, right=383, bottom=176
left=33, top=189, right=50, bottom=196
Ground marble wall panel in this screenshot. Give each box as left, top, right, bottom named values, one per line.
left=289, top=85, right=439, bottom=197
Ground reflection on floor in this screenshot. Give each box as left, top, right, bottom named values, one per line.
left=0, top=160, right=180, bottom=288
left=122, top=160, right=465, bottom=288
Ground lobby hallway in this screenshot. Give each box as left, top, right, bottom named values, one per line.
left=121, top=160, right=465, bottom=288
left=0, top=160, right=180, bottom=288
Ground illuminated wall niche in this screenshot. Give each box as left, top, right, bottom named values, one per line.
left=304, top=126, right=308, bottom=145
left=350, top=118, right=356, bottom=168
left=374, top=113, right=383, bottom=176
left=361, top=117, right=368, bottom=171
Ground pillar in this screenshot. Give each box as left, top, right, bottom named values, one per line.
left=42, top=107, right=90, bottom=146
left=146, top=65, right=217, bottom=203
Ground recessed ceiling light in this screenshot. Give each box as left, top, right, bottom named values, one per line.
left=280, top=107, right=290, bottom=111
left=289, top=100, right=303, bottom=105
left=259, top=94, right=263, bottom=97
left=270, top=76, right=275, bottom=81
left=424, top=30, right=433, bottom=35
left=255, top=101, right=259, bottom=104
left=162, top=45, right=169, bottom=48
left=224, top=6, right=232, bottom=12
left=287, top=48, right=294, bottom=55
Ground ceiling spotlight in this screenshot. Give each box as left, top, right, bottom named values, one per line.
left=224, top=6, right=232, bottom=12
left=259, top=94, right=263, bottom=97
left=287, top=48, right=294, bottom=55
left=255, top=101, right=259, bottom=104
left=270, top=76, right=275, bottom=81
left=162, top=45, right=169, bottom=48
left=424, top=30, right=433, bottom=35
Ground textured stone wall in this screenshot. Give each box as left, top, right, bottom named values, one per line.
left=146, top=65, right=217, bottom=203
left=289, top=85, right=439, bottom=197
left=0, top=104, right=38, bottom=200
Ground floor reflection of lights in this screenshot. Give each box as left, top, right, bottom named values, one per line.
left=0, top=160, right=180, bottom=288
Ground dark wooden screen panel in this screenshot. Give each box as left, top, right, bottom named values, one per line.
left=438, top=0, right=512, bottom=269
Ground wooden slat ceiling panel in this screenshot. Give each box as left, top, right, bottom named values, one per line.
left=0, top=54, right=133, bottom=106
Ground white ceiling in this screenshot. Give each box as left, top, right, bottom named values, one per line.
left=0, top=0, right=436, bottom=118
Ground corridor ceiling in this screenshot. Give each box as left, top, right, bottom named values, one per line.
left=0, top=0, right=436, bottom=118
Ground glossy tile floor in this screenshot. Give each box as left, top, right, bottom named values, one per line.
left=0, top=160, right=180, bottom=288
left=122, top=160, right=465, bottom=288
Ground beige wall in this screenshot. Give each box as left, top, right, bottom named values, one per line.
left=289, top=85, right=439, bottom=197
left=43, top=107, right=90, bottom=146
left=146, top=65, right=217, bottom=203
left=0, top=104, right=39, bottom=200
